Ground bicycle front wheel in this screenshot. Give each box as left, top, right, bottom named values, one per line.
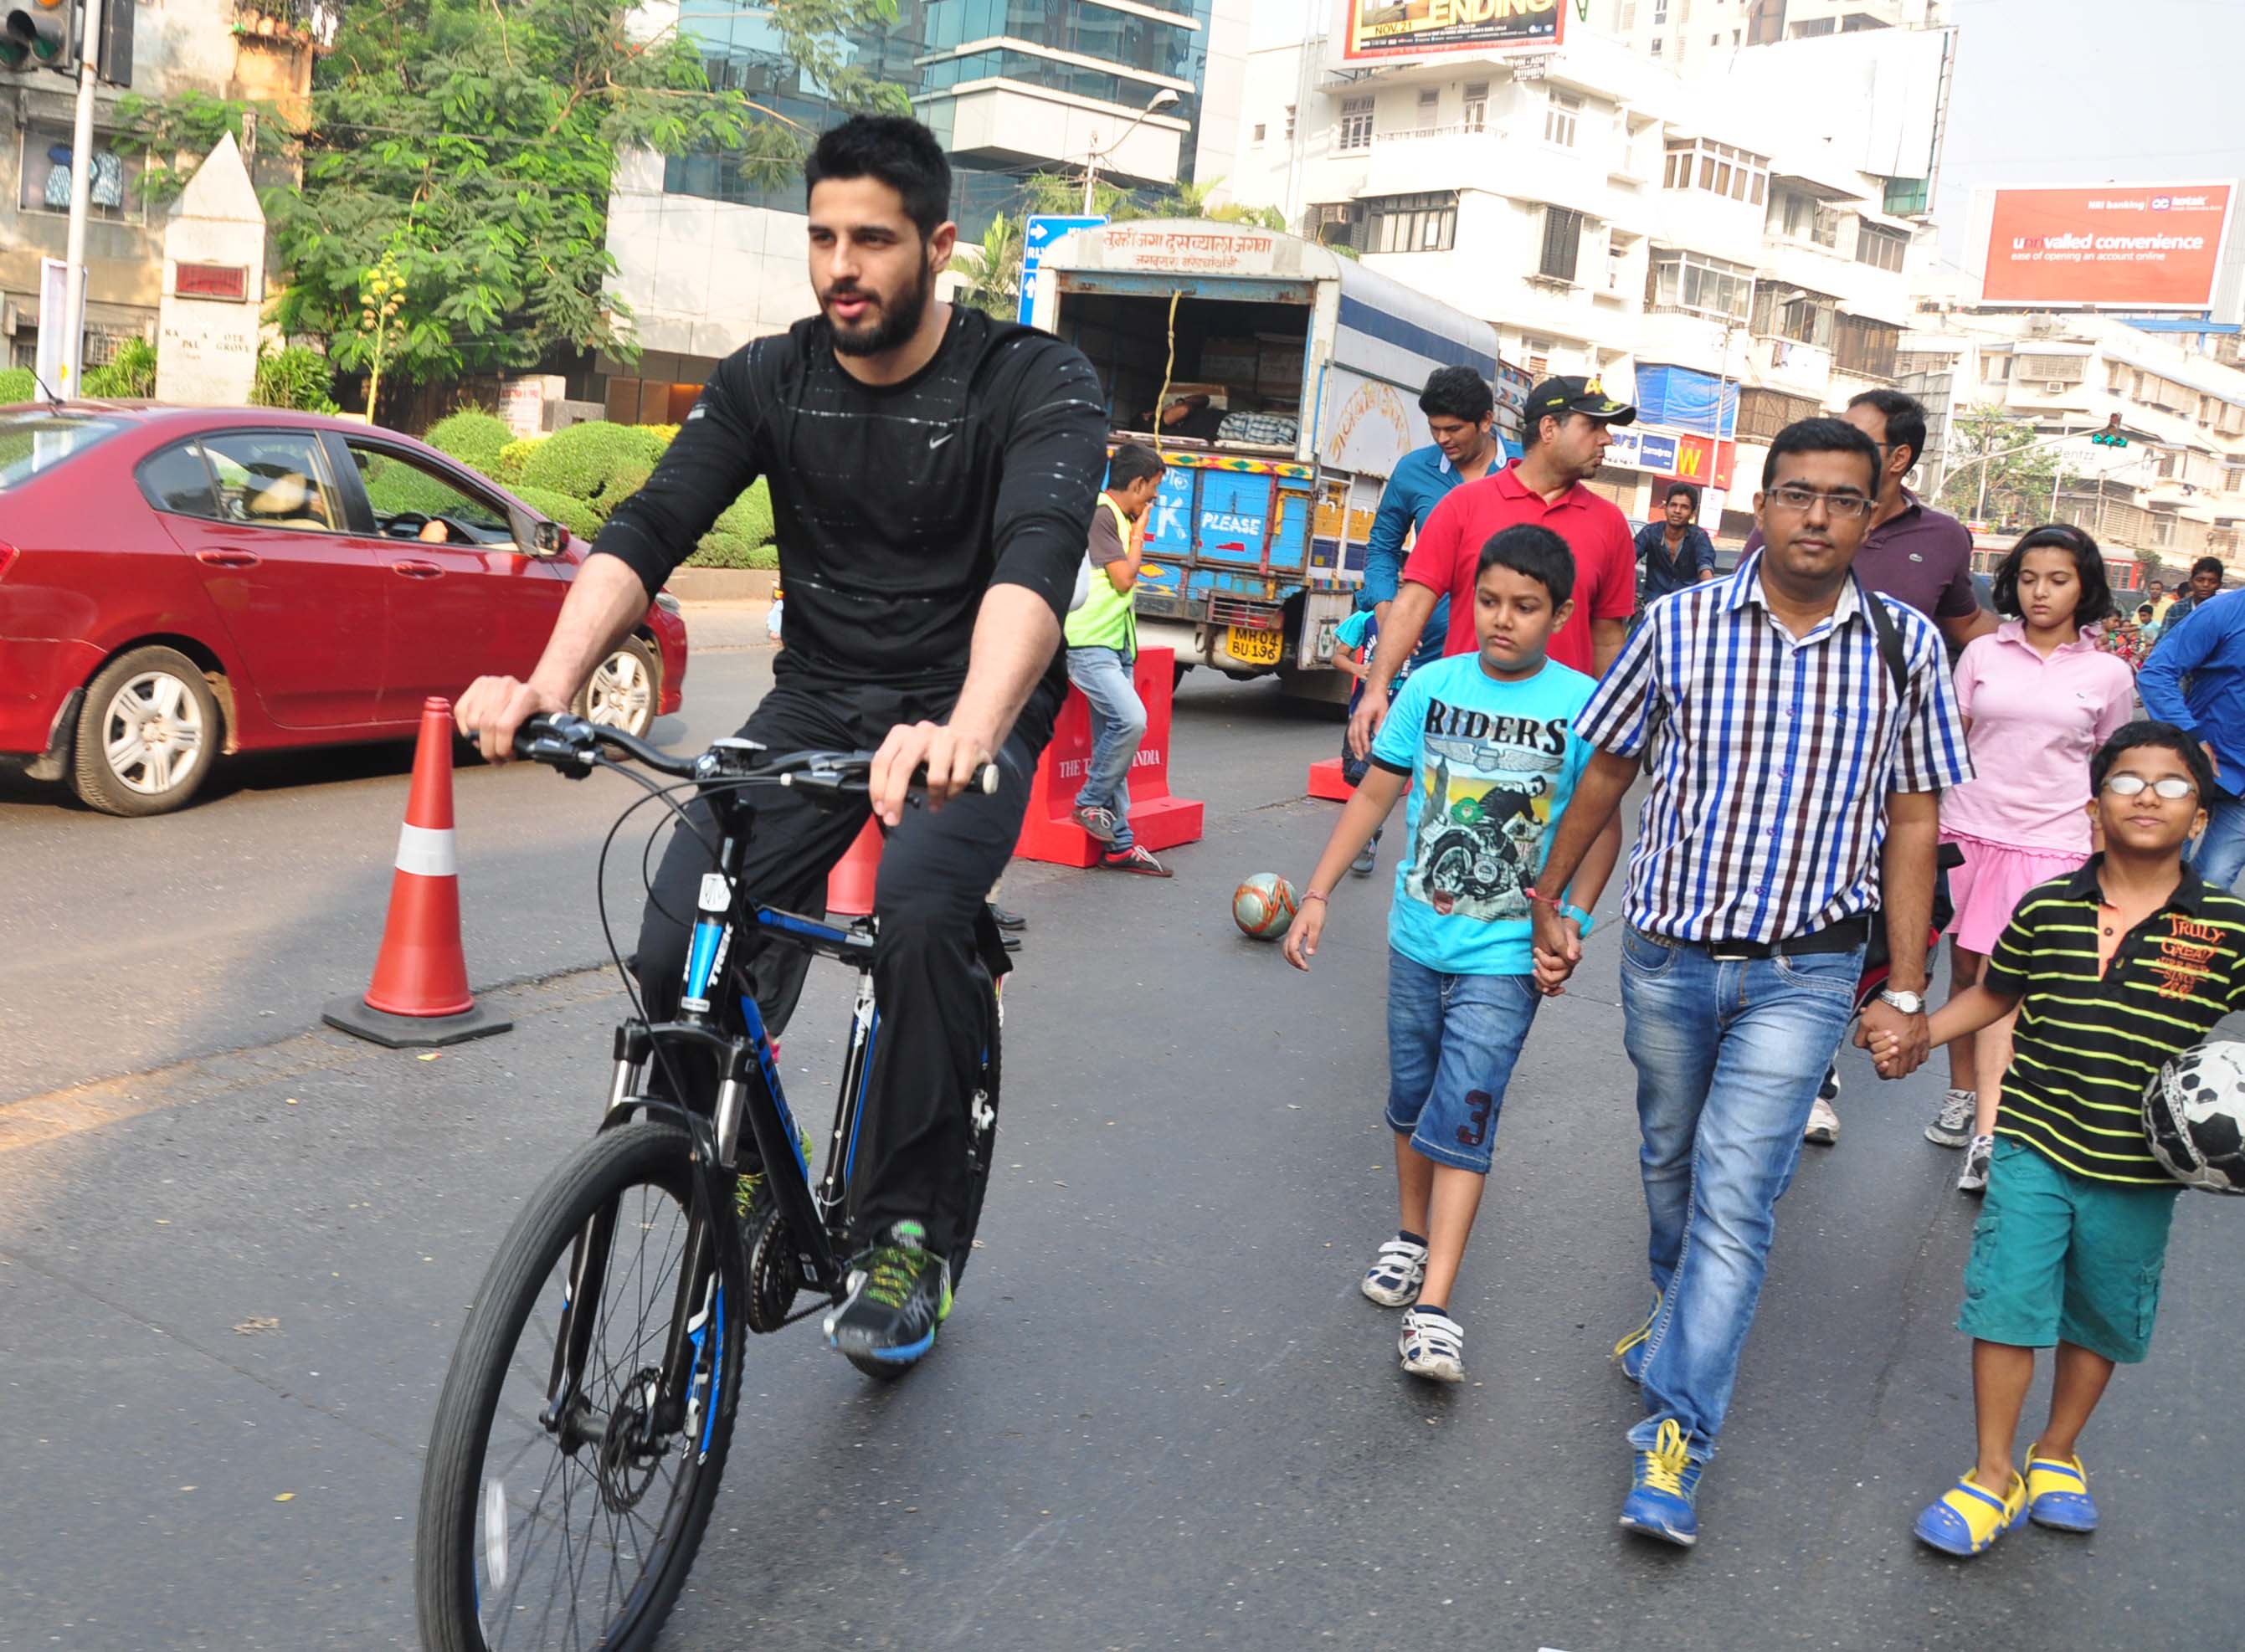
left=415, top=1122, right=743, bottom=1652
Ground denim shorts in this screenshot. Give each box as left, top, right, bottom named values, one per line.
left=1956, top=1137, right=2181, bottom=1365
left=1385, top=949, right=1540, bottom=1174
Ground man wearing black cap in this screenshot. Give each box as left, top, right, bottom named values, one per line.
left=1350, top=376, right=1640, bottom=758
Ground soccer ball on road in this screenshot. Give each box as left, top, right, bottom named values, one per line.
left=2143, top=1039, right=2245, bottom=1195
left=1232, top=873, right=1297, bottom=941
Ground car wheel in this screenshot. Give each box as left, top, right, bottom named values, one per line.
left=574, top=636, right=659, bottom=739
left=71, top=646, right=223, bottom=817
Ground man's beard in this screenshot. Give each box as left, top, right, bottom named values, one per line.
left=825, top=258, right=933, bottom=358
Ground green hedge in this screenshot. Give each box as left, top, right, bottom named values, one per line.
left=83, top=338, right=157, bottom=399
left=513, top=485, right=602, bottom=541
left=0, top=367, right=37, bottom=404
left=495, top=437, right=541, bottom=485
left=519, top=421, right=663, bottom=520
left=425, top=410, right=514, bottom=476
left=683, top=534, right=778, bottom=570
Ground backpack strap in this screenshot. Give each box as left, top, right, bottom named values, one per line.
left=1862, top=582, right=1909, bottom=700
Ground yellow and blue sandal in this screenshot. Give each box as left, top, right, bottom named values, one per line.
left=2025, top=1444, right=2098, bottom=1533
left=1914, top=1469, right=2027, bottom=1557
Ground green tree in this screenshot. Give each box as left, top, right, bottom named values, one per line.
left=121, top=0, right=901, bottom=398
left=1938, top=404, right=2061, bottom=527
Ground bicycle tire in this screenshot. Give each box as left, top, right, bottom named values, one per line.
left=415, top=1123, right=744, bottom=1652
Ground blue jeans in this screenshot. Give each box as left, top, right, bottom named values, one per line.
left=1617, top=927, right=1864, bottom=1463
left=1384, top=952, right=1540, bottom=1175
left=1066, top=646, right=1145, bottom=850
left=2190, top=790, right=2245, bottom=890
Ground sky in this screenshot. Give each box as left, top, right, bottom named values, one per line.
left=1247, top=0, right=2245, bottom=273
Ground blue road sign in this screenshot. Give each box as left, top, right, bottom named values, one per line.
left=1019, top=214, right=1107, bottom=327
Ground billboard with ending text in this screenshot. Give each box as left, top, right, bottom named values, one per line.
left=1343, top=0, right=1562, bottom=62
left=1978, top=184, right=2236, bottom=310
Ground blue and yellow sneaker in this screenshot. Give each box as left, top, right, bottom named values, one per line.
left=1914, top=1467, right=2027, bottom=1557
left=826, top=1220, right=953, bottom=1366
left=1613, top=1291, right=1661, bottom=1384
left=1620, top=1419, right=1703, bottom=1547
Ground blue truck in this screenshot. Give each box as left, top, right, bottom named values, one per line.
left=1030, top=220, right=1511, bottom=700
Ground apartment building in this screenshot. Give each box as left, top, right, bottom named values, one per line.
left=1226, top=22, right=1944, bottom=531
left=1595, top=0, right=1941, bottom=76
left=599, top=0, right=1250, bottom=418
left=1902, top=306, right=2245, bottom=572
left=0, top=0, right=322, bottom=372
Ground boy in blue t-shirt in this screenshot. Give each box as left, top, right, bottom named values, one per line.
left=1283, top=524, right=1623, bottom=1383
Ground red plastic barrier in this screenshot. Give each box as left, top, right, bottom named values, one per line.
left=1016, top=645, right=1204, bottom=867
left=1307, top=757, right=1354, bottom=802
left=825, top=814, right=883, bottom=917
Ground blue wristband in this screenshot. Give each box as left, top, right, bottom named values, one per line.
left=1560, top=902, right=1595, bottom=936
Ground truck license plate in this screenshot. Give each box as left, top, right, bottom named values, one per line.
left=1225, top=624, right=1284, bottom=667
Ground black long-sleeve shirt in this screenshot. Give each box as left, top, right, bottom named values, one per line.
left=592, top=308, right=1110, bottom=709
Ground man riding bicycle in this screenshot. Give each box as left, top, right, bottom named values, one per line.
left=455, top=115, right=1108, bottom=1366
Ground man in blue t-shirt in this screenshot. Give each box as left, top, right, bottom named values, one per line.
left=1359, top=366, right=1508, bottom=668
left=1284, top=523, right=1622, bottom=1388
left=1632, top=481, right=1717, bottom=610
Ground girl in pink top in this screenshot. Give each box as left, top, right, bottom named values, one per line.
left=1929, top=526, right=2136, bottom=1193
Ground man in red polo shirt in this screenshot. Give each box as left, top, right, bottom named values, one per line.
left=1349, top=375, right=1639, bottom=758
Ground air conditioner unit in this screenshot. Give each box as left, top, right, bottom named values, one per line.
left=2044, top=381, right=2066, bottom=394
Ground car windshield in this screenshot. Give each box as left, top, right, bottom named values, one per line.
left=0, top=412, right=125, bottom=493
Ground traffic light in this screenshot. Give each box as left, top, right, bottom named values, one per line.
left=0, top=0, right=72, bottom=71
left=2090, top=413, right=2129, bottom=449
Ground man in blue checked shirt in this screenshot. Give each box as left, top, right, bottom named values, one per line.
left=1357, top=365, right=1509, bottom=669
left=1527, top=418, right=1970, bottom=1549
left=2138, top=582, right=2245, bottom=889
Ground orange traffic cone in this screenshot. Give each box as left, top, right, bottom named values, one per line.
left=322, top=697, right=512, bottom=1049
left=825, top=816, right=884, bottom=918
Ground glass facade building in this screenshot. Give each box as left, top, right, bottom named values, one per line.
left=660, top=0, right=1210, bottom=234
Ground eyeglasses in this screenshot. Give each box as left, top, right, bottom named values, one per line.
left=2101, top=774, right=2199, bottom=801
left=1766, top=485, right=1875, bottom=520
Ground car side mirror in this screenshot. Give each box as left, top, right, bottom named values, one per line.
left=532, top=519, right=568, bottom=555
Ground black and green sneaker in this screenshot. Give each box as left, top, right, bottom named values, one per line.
left=734, top=1122, right=817, bottom=1220
left=825, top=1220, right=952, bottom=1366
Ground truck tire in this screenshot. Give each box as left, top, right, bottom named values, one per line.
left=71, top=646, right=223, bottom=817
left=1277, top=666, right=1352, bottom=707
left=1173, top=659, right=1190, bottom=694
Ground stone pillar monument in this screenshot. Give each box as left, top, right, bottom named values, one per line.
left=157, top=132, right=266, bottom=405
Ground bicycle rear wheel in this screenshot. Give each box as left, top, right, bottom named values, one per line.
left=415, top=1122, right=743, bottom=1652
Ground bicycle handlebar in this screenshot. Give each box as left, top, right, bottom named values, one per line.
left=511, top=713, right=1002, bottom=798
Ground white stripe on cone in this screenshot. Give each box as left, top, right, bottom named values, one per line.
left=395, top=822, right=459, bottom=879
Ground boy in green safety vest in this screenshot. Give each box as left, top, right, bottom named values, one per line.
left=1066, top=441, right=1172, bottom=875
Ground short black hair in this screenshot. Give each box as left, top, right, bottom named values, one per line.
left=804, top=115, right=953, bottom=240
left=1664, top=481, right=1699, bottom=510
left=1847, top=387, right=1929, bottom=475
left=2191, top=556, right=2224, bottom=580
left=1762, top=417, right=1881, bottom=495
left=1107, top=441, right=1166, bottom=490
left=1477, top=522, right=1575, bottom=606
left=2091, top=720, right=2217, bottom=802
left=1419, top=365, right=1493, bottom=424
left=1992, top=523, right=2114, bottom=628
left=2137, top=603, right=2156, bottom=618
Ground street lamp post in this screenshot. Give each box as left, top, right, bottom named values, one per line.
left=1082, top=87, right=1182, bottom=217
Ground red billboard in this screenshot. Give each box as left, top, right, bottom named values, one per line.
left=1343, top=0, right=1563, bottom=62
left=1980, top=184, right=2235, bottom=310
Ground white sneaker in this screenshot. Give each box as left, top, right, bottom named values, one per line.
left=1925, top=1089, right=1976, bottom=1147
left=1400, top=1308, right=1466, bottom=1383
left=1361, top=1238, right=1427, bottom=1307
left=1804, top=1095, right=1841, bottom=1146
left=1958, top=1134, right=1995, bottom=1193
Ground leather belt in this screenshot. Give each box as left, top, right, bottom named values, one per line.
left=1698, top=915, right=1871, bottom=962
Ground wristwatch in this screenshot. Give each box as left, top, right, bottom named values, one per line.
left=1878, top=988, right=1927, bottom=1016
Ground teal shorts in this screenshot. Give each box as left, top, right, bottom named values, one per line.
left=1956, top=1138, right=2181, bottom=1365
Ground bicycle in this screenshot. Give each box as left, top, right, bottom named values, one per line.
left=414, top=713, right=1007, bottom=1652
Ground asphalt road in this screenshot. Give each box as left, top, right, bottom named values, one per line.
left=3, top=623, right=2239, bottom=1649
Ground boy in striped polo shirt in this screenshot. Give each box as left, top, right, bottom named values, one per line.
left=1873, top=721, right=2245, bottom=1557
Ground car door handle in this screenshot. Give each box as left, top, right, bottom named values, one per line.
left=391, top=560, right=444, bottom=578
left=195, top=548, right=261, bottom=569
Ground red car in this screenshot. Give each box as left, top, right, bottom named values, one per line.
left=0, top=403, right=687, bottom=815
